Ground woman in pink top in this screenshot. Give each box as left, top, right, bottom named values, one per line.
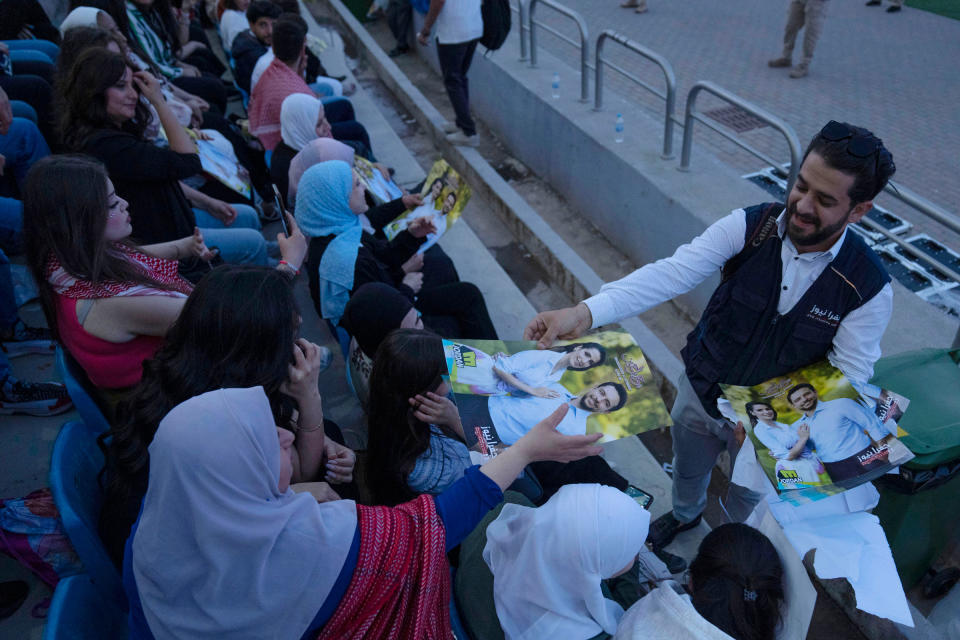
left=22, top=155, right=211, bottom=392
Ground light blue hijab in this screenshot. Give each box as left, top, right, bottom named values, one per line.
left=295, top=160, right=363, bottom=323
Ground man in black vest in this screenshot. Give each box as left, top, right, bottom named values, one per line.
left=524, top=121, right=896, bottom=564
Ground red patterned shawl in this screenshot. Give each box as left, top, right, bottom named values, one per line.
left=45, top=245, right=193, bottom=299
left=317, top=494, right=452, bottom=640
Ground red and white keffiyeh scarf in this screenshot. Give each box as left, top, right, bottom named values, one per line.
left=248, top=58, right=315, bottom=146
left=45, top=245, right=193, bottom=299
left=317, top=494, right=452, bottom=640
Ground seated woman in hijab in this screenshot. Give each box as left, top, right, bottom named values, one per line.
left=295, top=160, right=497, bottom=340
left=456, top=483, right=651, bottom=640
left=122, top=386, right=605, bottom=638
left=340, top=282, right=421, bottom=408
left=272, top=92, right=374, bottom=201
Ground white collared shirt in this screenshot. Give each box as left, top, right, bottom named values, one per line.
left=583, top=209, right=893, bottom=383
left=488, top=383, right=590, bottom=445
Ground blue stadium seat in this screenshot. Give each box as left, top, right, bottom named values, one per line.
left=44, top=575, right=127, bottom=640
left=49, top=420, right=126, bottom=608
left=43, top=573, right=127, bottom=640
left=55, top=346, right=111, bottom=435
left=264, top=148, right=273, bottom=169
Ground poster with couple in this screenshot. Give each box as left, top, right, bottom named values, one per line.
left=383, top=159, right=470, bottom=254
left=721, top=360, right=914, bottom=504
left=354, top=156, right=403, bottom=204
left=443, top=330, right=672, bottom=456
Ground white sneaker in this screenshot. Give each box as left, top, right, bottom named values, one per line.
left=441, top=121, right=459, bottom=134
left=446, top=131, right=479, bottom=147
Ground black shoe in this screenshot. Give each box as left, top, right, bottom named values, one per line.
left=388, top=45, right=410, bottom=57
left=865, top=0, right=881, bottom=5
left=652, top=546, right=688, bottom=574
left=648, top=511, right=702, bottom=550
left=886, top=5, right=901, bottom=11
left=0, top=581, right=28, bottom=620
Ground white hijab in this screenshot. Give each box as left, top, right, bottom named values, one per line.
left=281, top=93, right=323, bottom=151
left=483, top=484, right=651, bottom=640
left=132, top=387, right=358, bottom=639
left=59, top=6, right=102, bottom=33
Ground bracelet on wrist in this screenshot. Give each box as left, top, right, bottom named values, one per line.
left=278, top=260, right=300, bottom=274
left=296, top=423, right=323, bottom=433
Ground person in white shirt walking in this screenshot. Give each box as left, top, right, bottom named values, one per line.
left=524, top=121, right=897, bottom=570
left=417, top=0, right=482, bottom=146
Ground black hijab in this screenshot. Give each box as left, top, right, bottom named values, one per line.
left=341, top=283, right=413, bottom=358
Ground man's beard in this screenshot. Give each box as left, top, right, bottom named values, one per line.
left=786, top=201, right=853, bottom=248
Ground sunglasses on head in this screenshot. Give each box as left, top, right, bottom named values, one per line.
left=819, top=120, right=882, bottom=174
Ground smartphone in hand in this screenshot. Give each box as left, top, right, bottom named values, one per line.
left=272, top=184, right=289, bottom=236
left=625, top=485, right=654, bottom=510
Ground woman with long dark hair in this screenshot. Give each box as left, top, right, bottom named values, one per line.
left=22, top=155, right=207, bottom=392
left=366, top=329, right=467, bottom=505
left=57, top=47, right=269, bottom=268
left=71, top=0, right=229, bottom=111
left=99, top=265, right=345, bottom=567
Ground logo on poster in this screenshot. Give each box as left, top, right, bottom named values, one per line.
left=451, top=344, right=476, bottom=368
left=614, top=355, right=646, bottom=391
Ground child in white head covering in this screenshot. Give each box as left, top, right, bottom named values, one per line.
left=483, top=483, right=651, bottom=639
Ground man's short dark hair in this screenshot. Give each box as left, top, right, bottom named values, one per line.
left=599, top=381, right=628, bottom=412
left=802, top=121, right=896, bottom=206
left=247, top=0, right=281, bottom=24
left=273, top=0, right=301, bottom=13
left=786, top=383, right=816, bottom=404
left=272, top=13, right=308, bottom=63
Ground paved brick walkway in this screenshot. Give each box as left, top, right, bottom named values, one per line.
left=523, top=0, right=960, bottom=244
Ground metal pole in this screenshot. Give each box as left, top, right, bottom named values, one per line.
left=528, top=0, right=538, bottom=67
left=517, top=0, right=528, bottom=61
left=593, top=30, right=676, bottom=158
left=594, top=32, right=606, bottom=111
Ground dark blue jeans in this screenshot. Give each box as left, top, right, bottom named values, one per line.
left=436, top=38, right=479, bottom=136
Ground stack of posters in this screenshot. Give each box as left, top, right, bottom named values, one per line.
left=721, top=360, right=913, bottom=505
left=384, top=159, right=470, bottom=254
left=355, top=156, right=403, bottom=204
left=443, top=330, right=671, bottom=456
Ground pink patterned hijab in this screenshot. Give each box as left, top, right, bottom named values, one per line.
left=287, top=138, right=355, bottom=205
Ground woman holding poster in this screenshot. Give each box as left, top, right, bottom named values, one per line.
left=447, top=342, right=606, bottom=397
left=745, top=401, right=824, bottom=489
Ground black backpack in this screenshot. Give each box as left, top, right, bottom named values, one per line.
left=480, top=0, right=511, bottom=51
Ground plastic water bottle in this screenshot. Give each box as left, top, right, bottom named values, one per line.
left=551, top=72, right=560, bottom=99
left=615, top=113, right=624, bottom=143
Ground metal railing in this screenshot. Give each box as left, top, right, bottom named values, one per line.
left=511, top=0, right=529, bottom=61
left=679, top=81, right=802, bottom=196
left=527, top=0, right=590, bottom=102
left=883, top=181, right=960, bottom=238
left=594, top=30, right=676, bottom=159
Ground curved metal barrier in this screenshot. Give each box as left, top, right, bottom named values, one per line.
left=679, top=81, right=801, bottom=195
left=594, top=30, right=676, bottom=159
left=527, top=0, right=590, bottom=102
